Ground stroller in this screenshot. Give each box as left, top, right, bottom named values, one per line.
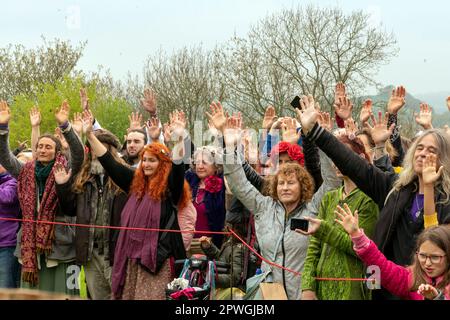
left=166, top=254, right=230, bottom=300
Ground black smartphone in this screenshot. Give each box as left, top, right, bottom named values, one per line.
left=290, top=96, right=301, bottom=110
left=290, top=218, right=309, bottom=231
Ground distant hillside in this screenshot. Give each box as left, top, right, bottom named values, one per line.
left=357, top=86, right=450, bottom=138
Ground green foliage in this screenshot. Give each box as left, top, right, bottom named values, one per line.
left=8, top=75, right=133, bottom=148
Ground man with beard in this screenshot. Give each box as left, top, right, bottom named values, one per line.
left=122, top=129, right=147, bottom=167
left=55, top=129, right=128, bottom=300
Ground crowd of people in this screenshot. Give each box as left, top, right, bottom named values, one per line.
left=0, top=84, right=449, bottom=300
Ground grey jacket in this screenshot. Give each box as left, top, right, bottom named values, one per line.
left=223, top=150, right=341, bottom=300
left=0, top=124, right=84, bottom=262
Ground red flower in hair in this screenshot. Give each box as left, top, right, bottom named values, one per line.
left=204, top=175, right=223, bottom=193
left=270, top=141, right=305, bottom=166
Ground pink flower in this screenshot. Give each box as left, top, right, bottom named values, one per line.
left=204, top=176, right=223, bottom=193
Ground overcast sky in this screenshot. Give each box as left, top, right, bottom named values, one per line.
left=2, top=0, right=450, bottom=96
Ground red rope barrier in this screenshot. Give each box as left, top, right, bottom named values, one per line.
left=0, top=216, right=371, bottom=282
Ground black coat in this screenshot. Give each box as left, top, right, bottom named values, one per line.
left=307, top=123, right=450, bottom=266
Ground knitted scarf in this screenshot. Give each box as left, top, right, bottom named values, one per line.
left=17, top=154, right=67, bottom=285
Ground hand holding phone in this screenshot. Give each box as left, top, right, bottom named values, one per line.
left=290, top=96, right=301, bottom=110
left=290, top=218, right=309, bottom=232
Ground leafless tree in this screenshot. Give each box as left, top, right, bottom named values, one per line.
left=142, top=46, right=226, bottom=132
left=219, top=5, right=398, bottom=123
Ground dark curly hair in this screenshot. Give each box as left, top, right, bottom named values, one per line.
left=269, top=162, right=314, bottom=204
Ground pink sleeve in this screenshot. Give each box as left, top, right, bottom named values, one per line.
left=351, top=230, right=412, bottom=299
left=178, top=203, right=197, bottom=251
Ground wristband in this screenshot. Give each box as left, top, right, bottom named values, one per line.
left=59, top=121, right=70, bottom=131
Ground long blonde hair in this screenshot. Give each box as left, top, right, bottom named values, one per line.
left=393, top=129, right=450, bottom=204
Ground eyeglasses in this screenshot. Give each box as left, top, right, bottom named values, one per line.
left=416, top=252, right=446, bottom=264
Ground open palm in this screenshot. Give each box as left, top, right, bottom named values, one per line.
left=54, top=163, right=72, bottom=185
left=296, top=95, right=319, bottom=134
left=422, top=154, right=443, bottom=185
left=205, top=102, right=227, bottom=133
left=0, top=101, right=11, bottom=124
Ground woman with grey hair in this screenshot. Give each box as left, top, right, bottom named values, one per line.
left=185, top=145, right=226, bottom=249
left=296, top=94, right=450, bottom=299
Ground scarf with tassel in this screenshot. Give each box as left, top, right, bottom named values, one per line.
left=17, top=153, right=67, bottom=285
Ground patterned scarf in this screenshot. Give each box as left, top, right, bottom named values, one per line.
left=17, top=154, right=67, bottom=285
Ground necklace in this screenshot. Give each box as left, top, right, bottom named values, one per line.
left=414, top=194, right=423, bottom=219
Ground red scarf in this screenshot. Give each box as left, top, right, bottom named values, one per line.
left=17, top=153, right=67, bottom=285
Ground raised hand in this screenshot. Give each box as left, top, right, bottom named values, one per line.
left=128, top=112, right=143, bottom=131
left=414, top=103, right=433, bottom=130
left=262, top=105, right=278, bottom=130
left=169, top=110, right=187, bottom=139
left=223, top=113, right=242, bottom=147
left=294, top=216, right=322, bottom=236
left=82, top=110, right=94, bottom=135
left=29, top=106, right=41, bottom=127
left=367, top=111, right=395, bottom=145
left=53, top=163, right=72, bottom=185
left=359, top=99, right=373, bottom=125
left=317, top=111, right=333, bottom=132
left=80, top=88, right=90, bottom=112
left=72, top=112, right=83, bottom=136
left=334, top=96, right=353, bottom=121
left=334, top=82, right=347, bottom=102
left=334, top=203, right=360, bottom=237
left=55, top=100, right=70, bottom=125
left=205, top=101, right=227, bottom=133
left=54, top=127, right=69, bottom=151
left=296, top=94, right=319, bottom=135
left=16, top=140, right=29, bottom=151
left=387, top=86, right=406, bottom=114
left=417, top=284, right=439, bottom=300
left=0, top=101, right=11, bottom=124
left=344, top=118, right=358, bottom=140
left=162, top=122, right=172, bottom=145
left=422, top=154, right=443, bottom=186
left=141, top=88, right=157, bottom=115
left=146, top=116, right=162, bottom=140
left=281, top=117, right=300, bottom=144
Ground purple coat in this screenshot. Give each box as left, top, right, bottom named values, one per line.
left=0, top=173, right=20, bottom=247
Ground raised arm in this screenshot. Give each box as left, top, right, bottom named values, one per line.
left=29, top=106, right=41, bottom=159
left=296, top=95, right=395, bottom=207
left=0, top=101, right=24, bottom=178
left=335, top=205, right=413, bottom=299
left=422, top=154, right=442, bottom=228
left=206, top=101, right=273, bottom=217
left=54, top=101, right=85, bottom=178
left=386, top=86, right=406, bottom=166
left=83, top=110, right=134, bottom=193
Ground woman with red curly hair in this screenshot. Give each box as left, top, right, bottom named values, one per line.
left=84, top=111, right=189, bottom=300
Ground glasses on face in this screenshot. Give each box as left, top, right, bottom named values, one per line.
left=416, top=252, right=446, bottom=264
